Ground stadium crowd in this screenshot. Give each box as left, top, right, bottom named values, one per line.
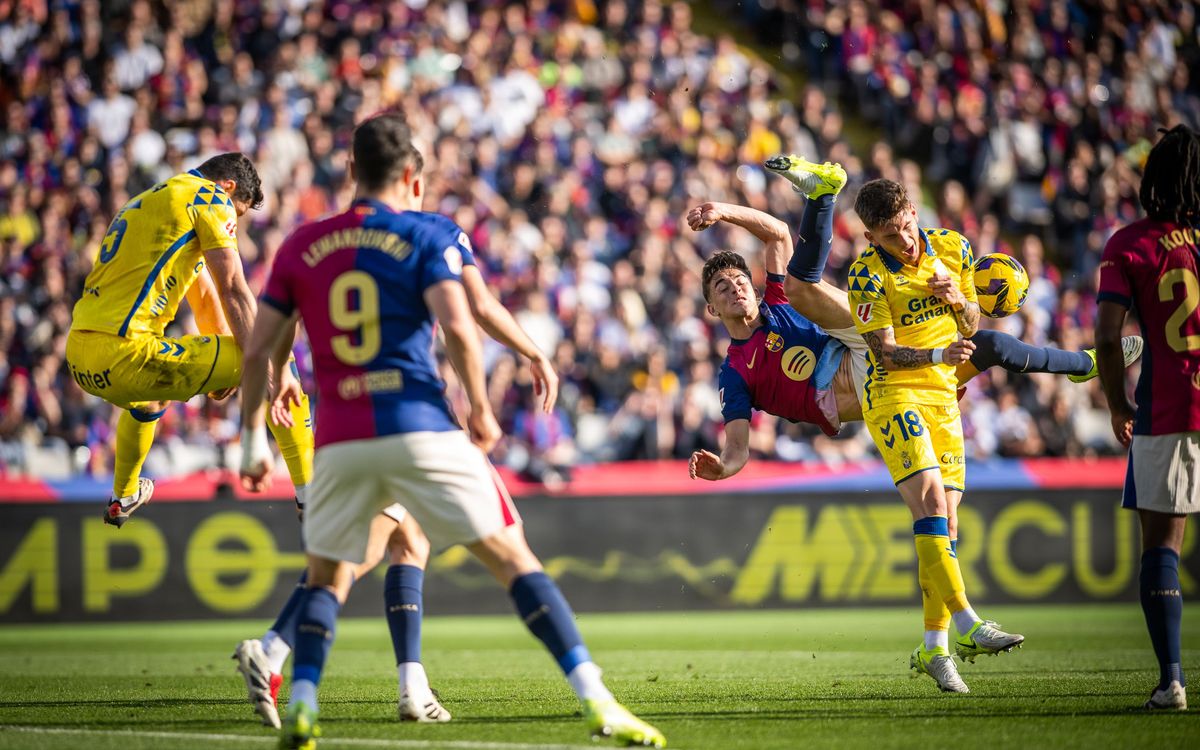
left=0, top=0, right=1192, bottom=485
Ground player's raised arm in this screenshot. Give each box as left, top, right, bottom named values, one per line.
left=427, top=278, right=501, bottom=453
left=689, top=418, right=750, bottom=481
left=928, top=256, right=980, bottom=337
left=687, top=201, right=792, bottom=277
left=461, top=264, right=558, bottom=413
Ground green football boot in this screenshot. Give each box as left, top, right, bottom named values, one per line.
left=1068, top=335, right=1143, bottom=383
left=278, top=701, right=321, bottom=750
left=955, top=620, right=1024, bottom=663
left=910, top=644, right=969, bottom=693
left=764, top=154, right=848, bottom=199
left=583, top=698, right=666, bottom=748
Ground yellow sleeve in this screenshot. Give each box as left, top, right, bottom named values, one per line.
left=956, top=234, right=977, bottom=305
left=192, top=200, right=239, bottom=252
left=847, top=259, right=892, bottom=334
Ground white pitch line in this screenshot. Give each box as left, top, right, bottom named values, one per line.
left=0, top=725, right=604, bottom=750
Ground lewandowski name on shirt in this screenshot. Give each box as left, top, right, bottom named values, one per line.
left=302, top=228, right=412, bottom=267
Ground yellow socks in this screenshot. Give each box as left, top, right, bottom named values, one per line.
left=266, top=387, right=314, bottom=493
left=919, top=554, right=951, bottom=634
left=113, top=408, right=160, bottom=498
left=913, top=516, right=972, bottom=617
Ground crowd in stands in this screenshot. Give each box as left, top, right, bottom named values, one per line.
left=0, top=0, right=1191, bottom=486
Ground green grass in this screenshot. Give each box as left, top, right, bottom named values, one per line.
left=0, top=605, right=1197, bottom=749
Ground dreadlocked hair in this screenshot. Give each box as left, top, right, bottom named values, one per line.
left=1140, top=125, right=1200, bottom=225
left=701, top=251, right=752, bottom=303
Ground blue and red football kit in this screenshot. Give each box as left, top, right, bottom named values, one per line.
left=717, top=274, right=845, bottom=434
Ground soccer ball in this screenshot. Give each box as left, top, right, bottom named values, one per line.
left=973, top=253, right=1029, bottom=318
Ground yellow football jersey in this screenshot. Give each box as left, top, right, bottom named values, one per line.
left=71, top=170, right=240, bottom=338
left=847, top=228, right=976, bottom=408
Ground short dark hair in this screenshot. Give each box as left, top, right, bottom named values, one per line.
left=196, top=152, right=264, bottom=209
left=701, top=251, right=752, bottom=303
left=854, top=179, right=910, bottom=230
left=352, top=112, right=425, bottom=192
left=1140, top=125, right=1200, bottom=225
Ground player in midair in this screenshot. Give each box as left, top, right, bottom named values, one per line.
left=1096, top=124, right=1200, bottom=711
left=689, top=157, right=1141, bottom=694
left=689, top=157, right=1141, bottom=483
left=66, top=154, right=313, bottom=527
left=238, top=112, right=664, bottom=749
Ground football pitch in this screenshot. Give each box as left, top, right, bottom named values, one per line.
left=0, top=605, right=1196, bottom=749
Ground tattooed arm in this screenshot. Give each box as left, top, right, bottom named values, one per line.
left=863, top=328, right=932, bottom=369
left=929, top=274, right=980, bottom=337
left=863, top=328, right=976, bottom=370
left=952, top=301, right=981, bottom=337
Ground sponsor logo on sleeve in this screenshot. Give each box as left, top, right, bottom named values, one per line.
left=856, top=303, right=873, bottom=324
left=443, top=246, right=463, bottom=275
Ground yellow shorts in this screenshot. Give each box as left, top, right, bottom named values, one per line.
left=863, top=402, right=965, bottom=490
left=65, top=329, right=242, bottom=412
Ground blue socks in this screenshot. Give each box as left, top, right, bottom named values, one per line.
left=510, top=572, right=590, bottom=675
left=786, top=193, right=836, bottom=282
left=385, top=565, right=424, bottom=664
left=290, top=587, right=340, bottom=707
left=1140, top=547, right=1186, bottom=689
left=967, top=329, right=1093, bottom=376
left=270, top=570, right=308, bottom=648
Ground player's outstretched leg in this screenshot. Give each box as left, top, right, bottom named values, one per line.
left=766, top=155, right=854, bottom=331
left=106, top=408, right=161, bottom=527
left=1068, top=335, right=1144, bottom=384
left=959, top=329, right=1143, bottom=385
left=764, top=154, right=847, bottom=201
left=471, top=526, right=665, bottom=748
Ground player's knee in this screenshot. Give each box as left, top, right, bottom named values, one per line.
left=388, top=526, right=430, bottom=567
left=129, top=403, right=167, bottom=422
left=965, top=329, right=1002, bottom=370
left=784, top=274, right=817, bottom=309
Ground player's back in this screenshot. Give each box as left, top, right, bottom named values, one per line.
left=263, top=199, right=472, bottom=447
left=1099, top=219, right=1200, bottom=434
left=72, top=170, right=239, bottom=338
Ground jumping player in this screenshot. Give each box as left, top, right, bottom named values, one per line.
left=1096, top=124, right=1200, bottom=711
left=688, top=157, right=1141, bottom=484
left=689, top=157, right=1140, bottom=695
left=66, top=153, right=314, bottom=527
left=238, top=112, right=664, bottom=749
